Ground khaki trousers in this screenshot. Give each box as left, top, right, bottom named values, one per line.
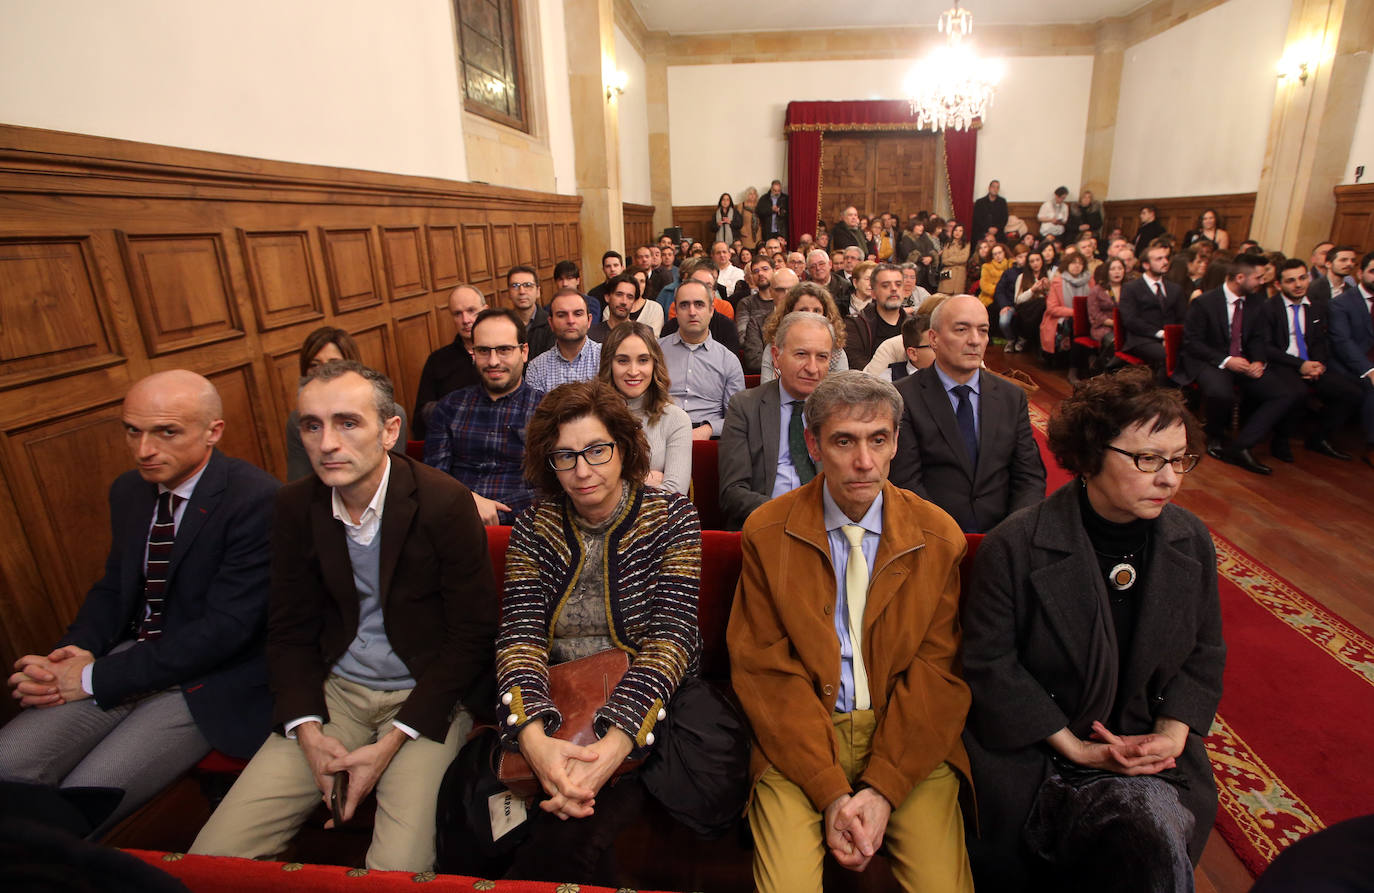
left=191, top=675, right=469, bottom=872
left=749, top=711, right=973, bottom=893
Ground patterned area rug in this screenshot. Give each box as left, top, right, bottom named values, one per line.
left=1026, top=400, right=1374, bottom=876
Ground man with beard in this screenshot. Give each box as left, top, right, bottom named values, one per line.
left=844, top=264, right=906, bottom=369
left=422, top=309, right=543, bottom=523
left=595, top=273, right=664, bottom=341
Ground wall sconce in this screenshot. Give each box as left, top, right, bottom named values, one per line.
left=1276, top=41, right=1319, bottom=85
left=605, top=70, right=628, bottom=101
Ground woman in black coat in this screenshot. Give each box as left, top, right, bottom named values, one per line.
left=962, top=368, right=1225, bottom=892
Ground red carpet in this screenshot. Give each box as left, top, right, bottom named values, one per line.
left=1027, top=402, right=1374, bottom=875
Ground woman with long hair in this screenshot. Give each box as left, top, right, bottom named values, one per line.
left=1183, top=209, right=1229, bottom=251
left=758, top=282, right=850, bottom=383
left=739, top=186, right=760, bottom=248
left=713, top=192, right=738, bottom=245
left=1088, top=256, right=1127, bottom=357
left=597, top=322, right=691, bottom=494
left=977, top=242, right=1010, bottom=308
left=938, top=223, right=970, bottom=295
left=1008, top=250, right=1051, bottom=353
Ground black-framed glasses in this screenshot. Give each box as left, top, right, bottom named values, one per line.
left=510, top=281, right=538, bottom=291
left=548, top=441, right=616, bottom=471
left=473, top=344, right=521, bottom=359
left=1106, top=445, right=1199, bottom=473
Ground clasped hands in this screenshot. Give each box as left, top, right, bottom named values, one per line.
left=518, top=720, right=633, bottom=821
left=824, top=786, right=892, bottom=873
left=296, top=721, right=407, bottom=827
left=8, top=646, right=94, bottom=708
left=1060, top=719, right=1188, bottom=776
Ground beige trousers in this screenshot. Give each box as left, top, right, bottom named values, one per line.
left=749, top=710, right=974, bottom=893
left=191, top=675, right=469, bottom=872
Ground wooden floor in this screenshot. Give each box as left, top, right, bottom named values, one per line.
left=105, top=349, right=1374, bottom=892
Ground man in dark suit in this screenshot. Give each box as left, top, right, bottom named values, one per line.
left=892, top=295, right=1046, bottom=533
left=971, top=180, right=1009, bottom=243
left=412, top=284, right=485, bottom=440
left=756, top=180, right=789, bottom=242
left=0, top=370, right=278, bottom=837
left=1132, top=205, right=1167, bottom=257
left=1262, top=258, right=1358, bottom=461
left=1176, top=253, right=1305, bottom=475
left=1328, top=251, right=1374, bottom=466
left=1307, top=244, right=1359, bottom=305
left=829, top=206, right=868, bottom=254
left=719, top=311, right=835, bottom=529
left=1119, top=243, right=1187, bottom=379
left=193, top=361, right=498, bottom=872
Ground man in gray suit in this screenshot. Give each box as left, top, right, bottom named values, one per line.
left=719, top=310, right=836, bottom=529
left=892, top=295, right=1046, bottom=533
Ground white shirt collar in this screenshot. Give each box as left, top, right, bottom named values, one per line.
left=331, top=453, right=391, bottom=531
left=1223, top=283, right=1244, bottom=305
left=161, top=459, right=208, bottom=503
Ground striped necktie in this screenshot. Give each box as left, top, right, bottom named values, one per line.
left=139, top=490, right=181, bottom=641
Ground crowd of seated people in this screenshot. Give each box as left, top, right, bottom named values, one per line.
left=5, top=173, right=1373, bottom=893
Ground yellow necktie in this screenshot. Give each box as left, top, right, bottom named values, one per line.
left=842, top=524, right=871, bottom=710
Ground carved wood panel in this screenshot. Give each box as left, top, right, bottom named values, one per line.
left=1103, top=194, right=1256, bottom=247
left=1332, top=184, right=1374, bottom=249
left=819, top=134, right=938, bottom=231
left=492, top=224, right=517, bottom=279
left=0, top=237, right=121, bottom=387
left=0, top=123, right=581, bottom=676
left=381, top=226, right=428, bottom=300
left=623, top=203, right=655, bottom=254
left=119, top=232, right=243, bottom=355
left=237, top=229, right=324, bottom=331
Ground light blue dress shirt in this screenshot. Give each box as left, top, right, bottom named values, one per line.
left=933, top=364, right=981, bottom=441
left=772, top=380, right=805, bottom=498
left=822, top=486, right=883, bottom=713
left=658, top=332, right=745, bottom=436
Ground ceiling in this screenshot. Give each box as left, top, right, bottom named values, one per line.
left=629, top=0, right=1152, bottom=34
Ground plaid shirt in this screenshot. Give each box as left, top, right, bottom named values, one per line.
left=423, top=380, right=544, bottom=524
left=524, top=339, right=601, bottom=393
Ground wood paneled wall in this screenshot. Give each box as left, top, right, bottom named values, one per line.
left=1331, top=184, right=1374, bottom=249
left=623, top=203, right=656, bottom=253
left=1103, top=193, right=1256, bottom=248
left=0, top=125, right=581, bottom=686
left=672, top=205, right=717, bottom=246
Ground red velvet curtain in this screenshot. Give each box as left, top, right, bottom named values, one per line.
left=783, top=100, right=978, bottom=243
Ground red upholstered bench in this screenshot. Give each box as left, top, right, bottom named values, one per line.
left=1163, top=323, right=1184, bottom=380
left=1113, top=306, right=1146, bottom=366
left=688, top=440, right=726, bottom=531
left=744, top=373, right=761, bottom=389
left=123, top=850, right=685, bottom=892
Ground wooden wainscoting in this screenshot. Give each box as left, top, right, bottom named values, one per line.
left=672, top=205, right=717, bottom=246
left=1103, top=193, right=1256, bottom=248
left=623, top=202, right=656, bottom=252
left=0, top=125, right=581, bottom=686
left=1331, top=184, right=1374, bottom=248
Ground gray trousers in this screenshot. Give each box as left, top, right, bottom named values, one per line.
left=0, top=677, right=209, bottom=838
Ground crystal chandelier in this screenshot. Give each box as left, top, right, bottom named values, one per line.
left=905, top=2, right=1001, bottom=131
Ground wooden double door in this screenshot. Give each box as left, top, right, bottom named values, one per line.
left=820, top=132, right=939, bottom=228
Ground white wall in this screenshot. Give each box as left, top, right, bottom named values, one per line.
left=1343, top=58, right=1374, bottom=186
left=667, top=56, right=1092, bottom=209
left=1110, top=0, right=1288, bottom=199
left=0, top=0, right=468, bottom=181
left=540, top=0, right=577, bottom=195
left=614, top=27, right=653, bottom=205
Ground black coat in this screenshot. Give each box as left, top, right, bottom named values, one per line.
left=971, top=195, right=1009, bottom=241
left=1177, top=287, right=1269, bottom=385
left=755, top=192, right=789, bottom=239
left=1118, top=276, right=1186, bottom=352
left=1261, top=295, right=1335, bottom=368
left=412, top=336, right=479, bottom=440
left=60, top=450, right=280, bottom=759
left=961, top=483, right=1225, bottom=890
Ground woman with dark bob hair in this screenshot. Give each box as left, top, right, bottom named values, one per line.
left=493, top=379, right=717, bottom=884
left=284, top=326, right=406, bottom=480
left=960, top=367, right=1224, bottom=892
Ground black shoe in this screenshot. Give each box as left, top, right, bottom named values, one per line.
left=1305, top=438, right=1352, bottom=460
left=1223, top=447, right=1272, bottom=475
left=1270, top=440, right=1295, bottom=463
left=1206, top=440, right=1225, bottom=460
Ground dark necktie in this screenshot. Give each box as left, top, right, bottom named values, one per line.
left=1366, top=298, right=1374, bottom=363
left=952, top=385, right=978, bottom=468
left=788, top=401, right=815, bottom=484
left=1291, top=303, right=1308, bottom=361
left=1229, top=300, right=1244, bottom=358
left=1154, top=282, right=1166, bottom=306
left=139, top=490, right=181, bottom=641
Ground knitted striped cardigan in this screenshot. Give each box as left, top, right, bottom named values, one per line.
left=496, top=484, right=702, bottom=754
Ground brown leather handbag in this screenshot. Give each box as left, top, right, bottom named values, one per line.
left=497, top=648, right=643, bottom=799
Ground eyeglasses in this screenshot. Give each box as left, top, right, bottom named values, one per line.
left=510, top=281, right=538, bottom=291
left=1106, top=446, right=1200, bottom=473
left=547, top=441, right=616, bottom=471
left=473, top=344, right=521, bottom=359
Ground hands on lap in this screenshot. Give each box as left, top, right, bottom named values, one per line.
left=825, top=788, right=892, bottom=872
left=518, top=721, right=633, bottom=820
left=8, top=646, right=94, bottom=708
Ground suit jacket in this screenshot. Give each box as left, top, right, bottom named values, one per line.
left=727, top=478, right=972, bottom=813
left=891, top=367, right=1046, bottom=534
left=267, top=452, right=498, bottom=742
left=1132, top=219, right=1166, bottom=256
left=829, top=223, right=867, bottom=253
left=718, top=380, right=785, bottom=529
left=961, top=484, right=1223, bottom=887
left=59, top=450, right=280, bottom=759
left=755, top=193, right=789, bottom=238
left=971, top=195, right=1009, bottom=241
left=1118, top=276, right=1186, bottom=352
left=1176, top=287, right=1268, bottom=385
left=411, top=336, right=478, bottom=440
left=1329, top=286, right=1374, bottom=379
left=1261, top=295, right=1334, bottom=369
